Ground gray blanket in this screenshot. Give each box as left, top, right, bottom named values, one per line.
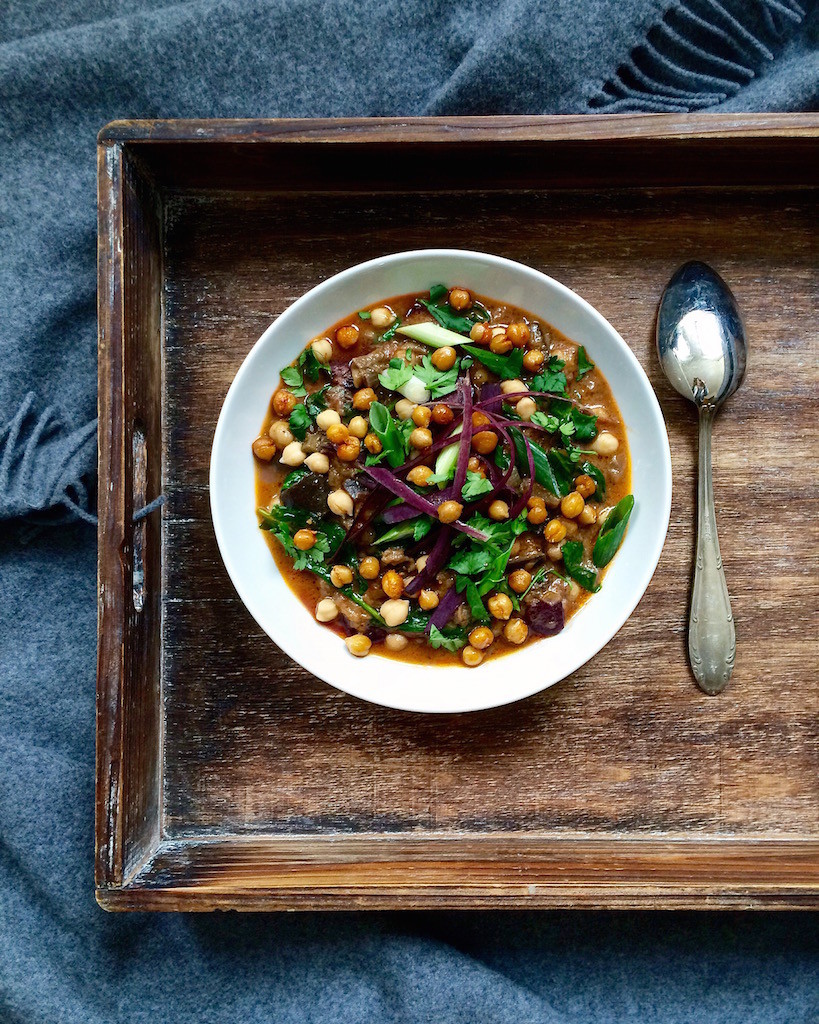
left=1, top=1, right=817, bottom=1021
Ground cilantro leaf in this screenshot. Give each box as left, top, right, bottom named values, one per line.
left=413, top=353, right=460, bottom=400
left=380, top=316, right=402, bottom=342
left=288, top=403, right=312, bottom=440
left=461, top=470, right=493, bottom=502
left=577, top=346, right=594, bottom=379
left=358, top=310, right=372, bottom=320
left=448, top=549, right=492, bottom=576
left=532, top=357, right=567, bottom=396
left=550, top=399, right=598, bottom=441
left=531, top=411, right=559, bottom=433
left=297, top=347, right=327, bottom=384
left=378, top=357, right=415, bottom=393
left=304, top=385, right=329, bottom=418
left=429, top=623, right=467, bottom=652
left=281, top=366, right=306, bottom=396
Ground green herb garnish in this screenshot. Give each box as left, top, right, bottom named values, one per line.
left=593, top=494, right=634, bottom=568
left=368, top=401, right=409, bottom=469
left=461, top=470, right=494, bottom=502
left=532, top=357, right=567, bottom=396
left=429, top=623, right=467, bottom=652
left=281, top=366, right=306, bottom=396
left=576, top=346, right=594, bottom=379
left=461, top=344, right=524, bottom=380
left=561, top=540, right=600, bottom=593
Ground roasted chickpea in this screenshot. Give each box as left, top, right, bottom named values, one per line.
left=381, top=570, right=405, bottom=599
left=471, top=364, right=490, bottom=386
left=252, top=435, right=277, bottom=461
left=574, top=474, right=596, bottom=499
left=462, top=645, right=484, bottom=667
left=469, top=322, right=489, bottom=343
left=412, top=405, right=432, bottom=428
left=467, top=456, right=483, bottom=473
left=468, top=626, right=494, bottom=650
left=352, top=387, right=377, bottom=411
left=472, top=431, right=498, bottom=455
left=471, top=411, right=492, bottom=429
left=326, top=423, right=349, bottom=445
left=348, top=415, right=369, bottom=439
left=522, top=349, right=545, bottom=373
left=507, top=322, right=530, bottom=347
left=487, top=593, right=513, bottom=620
left=431, top=403, right=454, bottom=425
left=508, top=569, right=532, bottom=594
left=431, top=346, right=457, bottom=371
left=359, top=556, right=380, bottom=580
left=503, top=618, right=529, bottom=645
left=489, top=333, right=512, bottom=355
left=410, top=427, right=433, bottom=450
left=527, top=495, right=546, bottom=510
left=336, top=438, right=361, bottom=462
left=330, top=564, right=354, bottom=587
left=272, top=389, right=297, bottom=416
left=345, top=634, right=372, bottom=658
left=527, top=504, right=548, bottom=525
left=544, top=519, right=567, bottom=543
left=488, top=500, right=509, bottom=521
left=418, top=589, right=439, bottom=610
left=293, top=529, right=316, bottom=551
left=335, top=324, right=360, bottom=349
left=364, top=433, right=382, bottom=455
left=449, top=287, right=471, bottom=310
left=438, top=500, right=464, bottom=524
left=560, top=492, right=585, bottom=518
left=407, top=465, right=434, bottom=487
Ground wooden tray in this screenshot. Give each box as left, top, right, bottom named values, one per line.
left=96, top=114, right=819, bottom=911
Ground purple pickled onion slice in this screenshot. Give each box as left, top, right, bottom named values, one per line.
left=363, top=467, right=489, bottom=542
left=427, top=585, right=464, bottom=634
left=405, top=525, right=452, bottom=596
left=452, top=376, right=473, bottom=497
left=479, top=381, right=502, bottom=403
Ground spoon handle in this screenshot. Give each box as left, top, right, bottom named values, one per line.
left=689, top=406, right=736, bottom=694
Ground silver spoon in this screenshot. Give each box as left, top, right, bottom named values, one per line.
left=657, top=261, right=747, bottom=695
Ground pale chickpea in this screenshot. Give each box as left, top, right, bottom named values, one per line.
left=503, top=618, right=529, bottom=645
left=330, top=564, right=354, bottom=587
left=369, top=306, right=395, bottom=328
left=315, top=598, right=339, bottom=622
left=304, top=452, right=330, bottom=474
left=516, top=397, right=537, bottom=421
left=335, top=324, right=359, bottom=349
left=268, top=419, right=294, bottom=447
left=591, top=431, right=619, bottom=455
left=578, top=505, right=597, bottom=526
left=279, top=441, right=306, bottom=467
left=501, top=379, right=527, bottom=395
left=252, top=435, right=277, bottom=461
left=348, top=416, right=369, bottom=439
left=462, top=645, right=484, bottom=667
left=385, top=632, right=408, bottom=651
left=547, top=544, right=564, bottom=562
left=327, top=489, right=354, bottom=516
left=431, top=346, right=457, bottom=371
left=316, top=408, right=341, bottom=431
left=415, top=555, right=429, bottom=573
left=345, top=634, right=372, bottom=658
left=394, top=399, right=417, bottom=421
left=311, top=338, right=333, bottom=363
left=598, top=506, right=613, bottom=525
left=487, top=593, right=513, bottom=620
left=380, top=599, right=410, bottom=627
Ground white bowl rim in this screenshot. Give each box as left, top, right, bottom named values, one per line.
left=210, top=248, right=672, bottom=714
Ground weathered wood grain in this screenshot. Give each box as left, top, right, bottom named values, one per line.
left=97, top=116, right=819, bottom=910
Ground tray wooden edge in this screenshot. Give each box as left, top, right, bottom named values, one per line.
left=96, top=836, right=819, bottom=912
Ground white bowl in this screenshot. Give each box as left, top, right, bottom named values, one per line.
left=210, top=250, right=671, bottom=714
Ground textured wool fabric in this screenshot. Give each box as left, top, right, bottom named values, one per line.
left=1, top=1, right=818, bottom=1022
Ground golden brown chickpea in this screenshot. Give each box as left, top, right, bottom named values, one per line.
left=468, top=625, right=494, bottom=650
left=527, top=505, right=548, bottom=525
left=471, top=410, right=492, bottom=429
left=352, top=387, right=377, bottom=411
left=335, top=324, right=360, bottom=349
left=412, top=405, right=432, bottom=428
left=272, top=389, right=297, bottom=416
left=410, top=427, right=433, bottom=450
left=462, top=645, right=484, bottom=667
left=487, top=593, right=513, bottom=620
left=345, top=634, right=372, bottom=658
left=326, top=423, right=349, bottom=445
left=503, top=618, right=529, bottom=645
left=431, top=346, right=457, bottom=371
left=544, top=519, right=568, bottom=543
left=507, top=322, right=530, bottom=348
left=252, top=435, right=277, bottom=461
left=508, top=569, right=532, bottom=594
left=488, top=500, right=510, bottom=521
left=489, top=333, right=512, bottom=355
left=431, top=403, right=454, bottom=425
left=527, top=495, right=546, bottom=510
left=560, top=492, right=585, bottom=518
left=418, top=589, right=439, bottom=610
left=407, top=465, right=434, bottom=487
left=364, top=433, right=382, bottom=455
left=467, top=455, right=482, bottom=473
left=471, top=364, right=490, bottom=385
left=330, top=564, right=354, bottom=587
left=438, top=500, right=464, bottom=524
left=574, top=474, right=596, bottom=499
left=448, top=287, right=471, bottom=310
left=472, top=431, right=498, bottom=455
left=293, top=529, right=316, bottom=551
left=469, top=322, right=489, bottom=343
left=336, top=437, right=361, bottom=462
left=381, top=570, right=405, bottom=599
left=359, top=556, right=380, bottom=580
left=522, top=349, right=545, bottom=373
